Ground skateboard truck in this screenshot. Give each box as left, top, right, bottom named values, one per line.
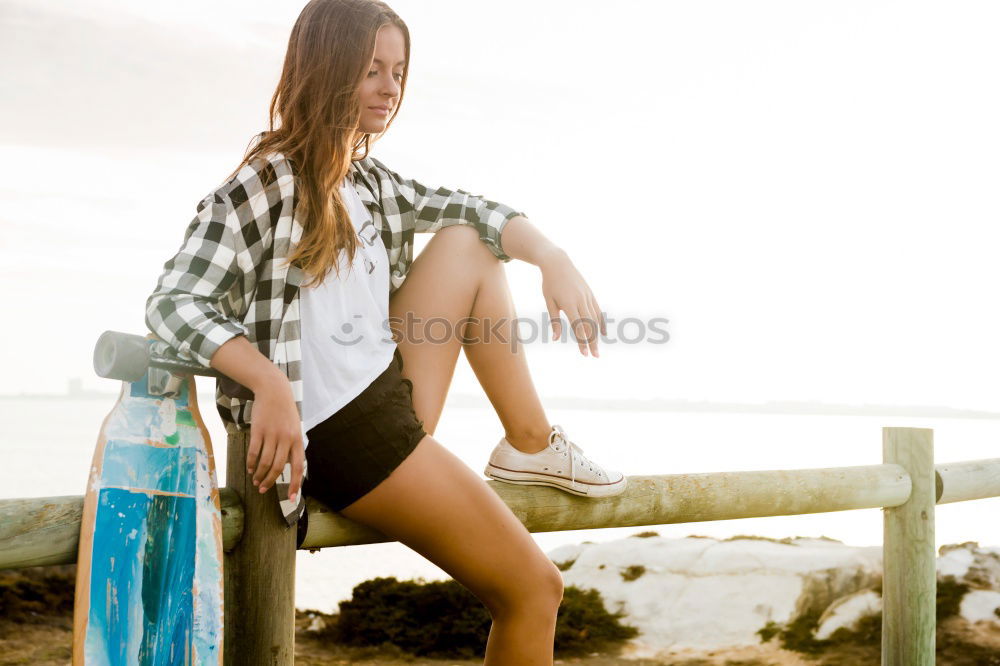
left=93, top=330, right=255, bottom=400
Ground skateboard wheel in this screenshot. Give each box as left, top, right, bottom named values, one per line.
left=94, top=330, right=152, bottom=382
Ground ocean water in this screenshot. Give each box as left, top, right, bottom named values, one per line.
left=2, top=395, right=998, bottom=614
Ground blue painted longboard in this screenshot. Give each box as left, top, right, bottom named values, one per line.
left=73, top=371, right=224, bottom=665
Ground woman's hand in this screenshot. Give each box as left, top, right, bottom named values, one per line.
left=246, top=370, right=305, bottom=502
left=539, top=248, right=607, bottom=357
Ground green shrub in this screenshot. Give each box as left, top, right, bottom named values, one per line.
left=0, top=564, right=76, bottom=623
left=554, top=558, right=576, bottom=571
left=758, top=574, right=974, bottom=657
left=332, top=577, right=490, bottom=659
left=327, top=576, right=638, bottom=659
left=620, top=565, right=646, bottom=582
left=756, top=620, right=781, bottom=643
left=828, top=611, right=881, bottom=644
left=759, top=607, right=880, bottom=653
left=937, top=575, right=969, bottom=621
left=554, top=586, right=640, bottom=657
left=772, top=608, right=831, bottom=654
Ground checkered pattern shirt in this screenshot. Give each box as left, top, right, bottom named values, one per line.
left=144, top=149, right=525, bottom=526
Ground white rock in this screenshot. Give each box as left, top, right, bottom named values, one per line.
left=814, top=589, right=882, bottom=640
left=547, top=536, right=1000, bottom=659
left=939, top=542, right=1000, bottom=590
left=306, top=615, right=326, bottom=632
left=960, top=590, right=1000, bottom=623
left=938, top=544, right=976, bottom=579
left=548, top=543, right=585, bottom=568
left=548, top=535, right=881, bottom=658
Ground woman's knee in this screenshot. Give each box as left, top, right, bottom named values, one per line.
left=433, top=221, right=480, bottom=243
left=486, top=559, right=565, bottom=618
left=427, top=223, right=500, bottom=264
left=542, top=561, right=565, bottom=608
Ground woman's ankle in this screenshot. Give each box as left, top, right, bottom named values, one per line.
left=503, top=425, right=552, bottom=454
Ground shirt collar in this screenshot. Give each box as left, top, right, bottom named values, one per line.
left=350, top=161, right=381, bottom=209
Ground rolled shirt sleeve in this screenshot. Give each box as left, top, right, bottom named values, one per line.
left=144, top=191, right=250, bottom=368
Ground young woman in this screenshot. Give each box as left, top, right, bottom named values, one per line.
left=145, top=0, right=626, bottom=662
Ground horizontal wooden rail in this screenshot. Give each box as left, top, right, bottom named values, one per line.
left=0, top=488, right=244, bottom=569
left=300, top=463, right=913, bottom=549
left=935, top=458, right=1000, bottom=504
left=1, top=458, right=997, bottom=570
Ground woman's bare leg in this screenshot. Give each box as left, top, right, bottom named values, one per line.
left=388, top=224, right=553, bottom=453
left=372, top=225, right=566, bottom=661
left=337, top=433, right=564, bottom=665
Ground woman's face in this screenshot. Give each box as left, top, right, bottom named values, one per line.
left=357, top=24, right=406, bottom=135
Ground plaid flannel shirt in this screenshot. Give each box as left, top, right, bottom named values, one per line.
left=144, top=149, right=525, bottom=527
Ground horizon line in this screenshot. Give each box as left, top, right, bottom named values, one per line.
left=3, top=390, right=999, bottom=419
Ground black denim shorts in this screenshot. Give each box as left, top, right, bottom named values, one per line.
left=301, top=346, right=428, bottom=515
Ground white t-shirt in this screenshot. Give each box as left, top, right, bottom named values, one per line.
left=299, top=178, right=397, bottom=443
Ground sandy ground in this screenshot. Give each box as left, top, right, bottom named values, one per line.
left=291, top=609, right=816, bottom=665
left=5, top=554, right=1000, bottom=664
left=2, top=606, right=998, bottom=665
left=0, top=611, right=821, bottom=665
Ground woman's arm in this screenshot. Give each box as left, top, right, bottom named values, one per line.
left=499, top=215, right=608, bottom=358
left=494, top=214, right=566, bottom=268
left=144, top=191, right=251, bottom=367
left=209, top=335, right=304, bottom=502
left=144, top=182, right=305, bottom=502
left=371, top=157, right=524, bottom=262
left=371, top=158, right=606, bottom=356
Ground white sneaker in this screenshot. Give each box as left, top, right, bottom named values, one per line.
left=483, top=424, right=627, bottom=498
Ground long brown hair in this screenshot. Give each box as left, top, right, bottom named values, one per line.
left=234, top=0, right=410, bottom=288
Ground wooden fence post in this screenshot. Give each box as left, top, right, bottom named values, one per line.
left=882, top=426, right=935, bottom=665
left=223, top=427, right=297, bottom=665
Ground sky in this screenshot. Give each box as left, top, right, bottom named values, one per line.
left=2, top=0, right=1000, bottom=411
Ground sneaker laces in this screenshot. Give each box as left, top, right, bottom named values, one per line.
left=548, top=424, right=603, bottom=488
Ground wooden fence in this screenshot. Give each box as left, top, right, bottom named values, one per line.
left=1, top=426, right=998, bottom=665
